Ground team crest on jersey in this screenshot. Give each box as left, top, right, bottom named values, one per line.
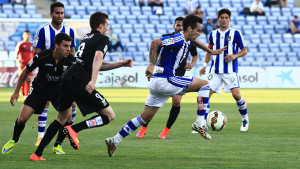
left=63, top=65, right=68, bottom=71
left=227, top=36, right=231, bottom=41
left=165, top=38, right=174, bottom=45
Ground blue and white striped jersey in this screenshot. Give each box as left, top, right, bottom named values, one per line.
left=33, top=23, right=76, bottom=50
left=153, top=32, right=191, bottom=78
left=208, top=28, right=246, bottom=74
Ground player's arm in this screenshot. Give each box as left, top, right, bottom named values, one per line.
left=185, top=46, right=198, bottom=71
left=199, top=49, right=213, bottom=76
left=146, top=38, right=162, bottom=81
left=86, top=51, right=103, bottom=94
left=100, top=59, right=133, bottom=71
left=225, top=47, right=247, bottom=63
left=33, top=47, right=41, bottom=56
left=14, top=43, right=21, bottom=63
left=192, top=40, right=226, bottom=55
left=10, top=68, right=30, bottom=106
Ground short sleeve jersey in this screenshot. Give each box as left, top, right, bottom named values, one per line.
left=208, top=28, right=246, bottom=74
left=153, top=32, right=191, bottom=78
left=62, top=30, right=110, bottom=82
left=161, top=32, right=197, bottom=76
left=33, top=23, right=76, bottom=50
left=26, top=49, right=74, bottom=94
left=16, top=41, right=34, bottom=65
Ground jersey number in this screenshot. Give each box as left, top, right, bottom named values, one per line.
left=75, top=42, right=85, bottom=58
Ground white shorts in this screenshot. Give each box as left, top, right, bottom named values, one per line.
left=208, top=73, right=240, bottom=94
left=145, top=76, right=193, bottom=107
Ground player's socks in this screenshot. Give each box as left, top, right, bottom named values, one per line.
left=35, top=120, right=62, bottom=157
left=54, top=122, right=72, bottom=147
left=236, top=97, right=248, bottom=120
left=12, top=118, right=25, bottom=143
left=205, top=102, right=210, bottom=120
left=196, top=84, right=210, bottom=127
left=114, top=115, right=147, bottom=146
left=71, top=107, right=76, bottom=124
left=166, top=106, right=180, bottom=129
left=71, top=114, right=110, bottom=133
left=37, top=109, right=48, bottom=144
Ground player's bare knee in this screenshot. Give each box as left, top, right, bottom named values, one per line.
left=71, top=102, right=76, bottom=108
left=17, top=116, right=28, bottom=125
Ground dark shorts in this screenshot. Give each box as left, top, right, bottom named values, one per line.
left=57, top=79, right=110, bottom=116
left=24, top=87, right=59, bottom=114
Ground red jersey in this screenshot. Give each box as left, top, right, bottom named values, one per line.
left=16, top=41, right=34, bottom=66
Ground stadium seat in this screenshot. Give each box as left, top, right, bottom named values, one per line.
left=260, top=34, right=271, bottom=44
left=119, top=33, right=131, bottom=43
left=242, top=25, right=253, bottom=34
left=98, top=6, right=108, bottom=14
left=130, top=33, right=141, bottom=43
left=113, top=0, right=124, bottom=6
left=21, top=14, right=31, bottom=18
left=270, top=7, right=281, bottom=17
left=198, top=34, right=207, bottom=43
left=284, top=62, right=294, bottom=66
left=210, top=0, right=220, bottom=7
left=0, top=13, right=8, bottom=18
left=156, top=24, right=167, bottom=34
left=283, top=33, right=294, bottom=43
left=122, top=24, right=133, bottom=33
left=262, top=61, right=273, bottom=67
left=292, top=8, right=300, bottom=16
left=152, top=33, right=161, bottom=39
left=75, top=6, right=86, bottom=15
left=32, top=14, right=42, bottom=19
left=138, top=15, right=148, bottom=24
left=124, top=0, right=136, bottom=6
left=235, top=16, right=246, bottom=25
left=25, top=4, right=36, bottom=15
left=142, top=6, right=153, bottom=15
left=4, top=60, right=16, bottom=67
left=0, top=51, right=9, bottom=61
left=263, top=25, right=275, bottom=34
left=163, top=7, right=174, bottom=16
left=231, top=0, right=241, bottom=8
left=8, top=51, right=15, bottom=60
left=87, top=6, right=97, bottom=15
left=101, top=0, right=113, bottom=6
left=127, top=15, right=137, bottom=24
left=71, top=15, right=81, bottom=19
left=239, top=61, right=251, bottom=66
left=82, top=15, right=90, bottom=19
left=256, top=16, right=267, bottom=25
left=291, top=44, right=300, bottom=52
left=65, top=6, right=75, bottom=17
left=241, top=0, right=252, bottom=7
left=247, top=44, right=258, bottom=53
left=220, top=0, right=231, bottom=7
left=271, top=34, right=282, bottom=43
left=137, top=42, right=148, bottom=51
left=206, top=7, right=217, bottom=17
left=173, top=7, right=184, bottom=16
left=111, top=24, right=122, bottom=34
left=119, top=6, right=130, bottom=15
left=273, top=61, right=284, bottom=66
left=14, top=4, right=25, bottom=15
left=243, top=54, right=255, bottom=62
left=131, top=6, right=141, bottom=16
left=8, top=13, right=19, bottom=18
left=267, top=16, right=278, bottom=25
left=145, top=24, right=156, bottom=33
left=269, top=43, right=280, bottom=53
left=250, top=34, right=260, bottom=44
left=274, top=25, right=286, bottom=34
left=259, top=44, right=269, bottom=53
left=141, top=33, right=152, bottom=42
left=281, top=7, right=292, bottom=17
left=109, top=6, right=119, bottom=15
left=133, top=24, right=145, bottom=34
left=294, top=34, right=300, bottom=43
left=253, top=25, right=264, bottom=34
left=149, top=15, right=160, bottom=24
left=276, top=52, right=287, bottom=62
left=167, top=0, right=178, bottom=7
left=278, top=16, right=289, bottom=25
left=160, top=15, right=170, bottom=24
left=80, top=0, right=91, bottom=6
left=2, top=4, right=13, bottom=14
left=246, top=16, right=256, bottom=25
left=115, top=15, right=126, bottom=24
left=126, top=42, right=137, bottom=52
left=279, top=43, right=291, bottom=52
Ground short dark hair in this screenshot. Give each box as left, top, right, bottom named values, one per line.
left=50, top=2, right=64, bottom=13
left=90, top=11, right=109, bottom=30
left=183, top=15, right=203, bottom=31
left=175, top=17, right=184, bottom=23
left=23, top=30, right=30, bottom=34
left=294, top=15, right=298, bottom=19
left=54, top=32, right=72, bottom=45
left=218, top=8, right=231, bottom=19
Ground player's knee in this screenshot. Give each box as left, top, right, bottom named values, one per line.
left=172, top=100, right=181, bottom=107
left=71, top=102, right=76, bottom=108
left=17, top=116, right=28, bottom=125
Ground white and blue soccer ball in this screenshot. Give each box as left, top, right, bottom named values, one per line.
left=206, top=111, right=227, bottom=131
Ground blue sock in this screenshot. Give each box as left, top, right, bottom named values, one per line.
left=196, top=84, right=210, bottom=126
left=237, top=97, right=248, bottom=121
left=71, top=107, right=77, bottom=125
left=37, top=108, right=48, bottom=138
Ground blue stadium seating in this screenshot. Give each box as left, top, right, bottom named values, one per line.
left=119, top=33, right=130, bottom=43
left=149, top=15, right=160, bottom=24
left=130, top=33, right=141, bottom=43
left=87, top=6, right=97, bottom=15
left=131, top=6, right=141, bottom=16
left=119, top=6, right=130, bottom=16
left=133, top=24, right=144, bottom=34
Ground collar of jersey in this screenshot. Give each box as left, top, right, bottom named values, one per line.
left=91, top=29, right=101, bottom=34
left=50, top=22, right=64, bottom=32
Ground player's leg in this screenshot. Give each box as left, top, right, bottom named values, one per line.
left=2, top=105, right=35, bottom=154
left=31, top=108, right=70, bottom=160
left=185, top=77, right=211, bottom=139
left=158, top=95, right=182, bottom=139
left=35, top=101, right=50, bottom=146
left=23, top=81, right=31, bottom=97
left=231, top=88, right=249, bottom=132
left=106, top=106, right=159, bottom=157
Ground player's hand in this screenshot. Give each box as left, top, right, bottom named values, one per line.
left=225, top=54, right=236, bottom=63
left=210, top=46, right=227, bottom=55
left=185, top=63, right=194, bottom=71
left=145, top=64, right=155, bottom=81
left=123, top=58, right=133, bottom=67
left=10, top=92, right=19, bottom=106
left=199, top=66, right=206, bottom=75
left=86, top=81, right=96, bottom=94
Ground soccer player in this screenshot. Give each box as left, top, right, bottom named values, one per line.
left=199, top=9, right=249, bottom=132
left=15, top=30, right=34, bottom=98
left=2, top=33, right=74, bottom=155
left=32, top=2, right=77, bottom=151
left=137, top=17, right=226, bottom=139
left=105, top=15, right=212, bottom=157
left=30, top=11, right=133, bottom=161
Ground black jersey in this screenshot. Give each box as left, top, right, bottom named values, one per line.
left=161, top=32, right=197, bottom=76
left=26, top=49, right=74, bottom=94
left=62, top=30, right=110, bottom=82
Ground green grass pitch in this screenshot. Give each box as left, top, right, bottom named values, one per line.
left=0, top=87, right=299, bottom=169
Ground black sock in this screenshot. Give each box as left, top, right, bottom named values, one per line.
left=54, top=122, right=72, bottom=147
left=166, top=106, right=180, bottom=129
left=142, top=124, right=148, bottom=127
left=72, top=114, right=110, bottom=133
left=35, top=120, right=62, bottom=156
left=12, top=118, right=25, bottom=143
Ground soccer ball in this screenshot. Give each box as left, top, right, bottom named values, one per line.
left=206, top=111, right=227, bottom=131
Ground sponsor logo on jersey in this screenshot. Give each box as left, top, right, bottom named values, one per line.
left=63, top=65, right=68, bottom=71
left=165, top=38, right=174, bottom=45
left=90, top=120, right=96, bottom=126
